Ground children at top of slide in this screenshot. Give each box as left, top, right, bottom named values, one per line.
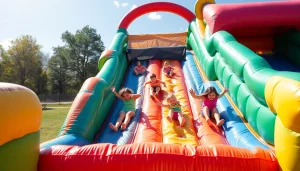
left=134, top=61, right=147, bottom=75
left=155, top=93, right=187, bottom=127
left=163, top=61, right=175, bottom=77
left=189, top=86, right=229, bottom=127
left=110, top=86, right=141, bottom=131
left=143, top=73, right=166, bottom=97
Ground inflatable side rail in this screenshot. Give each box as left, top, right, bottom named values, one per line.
left=38, top=143, right=279, bottom=171
left=0, top=83, right=42, bottom=171
left=265, top=76, right=300, bottom=171
left=40, top=29, right=128, bottom=148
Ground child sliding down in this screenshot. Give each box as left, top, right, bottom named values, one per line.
left=155, top=93, right=186, bottom=127
left=110, top=86, right=141, bottom=131
left=143, top=73, right=166, bottom=97
left=189, top=86, right=229, bottom=127
left=134, top=61, right=146, bottom=75
left=163, top=61, right=175, bottom=77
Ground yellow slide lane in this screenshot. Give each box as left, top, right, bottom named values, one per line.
left=160, top=60, right=198, bottom=146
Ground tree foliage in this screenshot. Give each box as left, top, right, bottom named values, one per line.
left=0, top=36, right=45, bottom=92
left=54, top=25, right=105, bottom=88
left=48, top=47, right=71, bottom=94
left=0, top=26, right=105, bottom=95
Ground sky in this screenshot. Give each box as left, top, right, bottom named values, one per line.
left=0, top=0, right=276, bottom=55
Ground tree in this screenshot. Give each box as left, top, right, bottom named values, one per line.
left=48, top=47, right=71, bottom=94
left=54, top=25, right=105, bottom=88
left=1, top=35, right=42, bottom=88
left=0, top=45, right=6, bottom=81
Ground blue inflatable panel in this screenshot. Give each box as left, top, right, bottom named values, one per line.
left=185, top=52, right=271, bottom=150
left=40, top=134, right=90, bottom=149
left=262, top=54, right=300, bottom=72
left=95, top=61, right=147, bottom=145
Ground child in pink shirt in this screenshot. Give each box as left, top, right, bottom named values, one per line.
left=134, top=61, right=146, bottom=75
left=189, top=86, right=229, bottom=127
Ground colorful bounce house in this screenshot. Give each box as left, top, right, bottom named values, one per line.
left=1, top=0, right=300, bottom=171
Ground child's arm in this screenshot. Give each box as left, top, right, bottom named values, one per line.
left=143, top=81, right=149, bottom=87
left=111, top=86, right=124, bottom=100
left=160, top=80, right=166, bottom=87
left=189, top=89, right=205, bottom=100
left=218, top=87, right=229, bottom=99
left=131, top=94, right=141, bottom=100
left=155, top=101, right=170, bottom=108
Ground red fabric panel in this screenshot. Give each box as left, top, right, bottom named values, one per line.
left=228, top=26, right=296, bottom=37
left=59, top=77, right=102, bottom=136
left=133, top=60, right=162, bottom=143
left=118, top=2, right=195, bottom=29
left=203, top=1, right=300, bottom=35
left=39, top=143, right=279, bottom=171
left=236, top=36, right=274, bottom=52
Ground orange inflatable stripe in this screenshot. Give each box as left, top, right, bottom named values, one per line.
left=160, top=60, right=198, bottom=146
left=187, top=92, right=228, bottom=145
left=39, top=143, right=279, bottom=171
left=60, top=77, right=102, bottom=135
left=128, top=32, right=187, bottom=48
left=133, top=60, right=162, bottom=143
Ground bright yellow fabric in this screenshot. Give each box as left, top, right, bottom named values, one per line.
left=275, top=117, right=300, bottom=171
left=265, top=76, right=300, bottom=171
left=195, top=0, right=215, bottom=39
left=265, top=76, right=300, bottom=132
left=0, top=83, right=42, bottom=146
left=161, top=60, right=198, bottom=146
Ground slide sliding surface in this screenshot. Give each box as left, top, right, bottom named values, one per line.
left=183, top=51, right=272, bottom=150
left=134, top=60, right=163, bottom=143
left=95, top=61, right=147, bottom=145
left=161, top=60, right=198, bottom=145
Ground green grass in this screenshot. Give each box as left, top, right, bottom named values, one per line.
left=40, top=107, right=70, bottom=143
left=46, top=104, right=72, bottom=108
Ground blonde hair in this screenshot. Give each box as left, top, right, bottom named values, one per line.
left=163, top=61, right=170, bottom=67
left=166, top=93, right=176, bottom=103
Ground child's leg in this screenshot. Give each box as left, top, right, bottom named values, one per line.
left=170, top=69, right=174, bottom=75
left=167, top=109, right=174, bottom=123
left=142, top=69, right=146, bottom=74
left=134, top=69, right=139, bottom=75
left=109, top=111, right=125, bottom=131
left=155, top=87, right=161, bottom=96
left=212, top=108, right=224, bottom=127
left=150, top=87, right=155, bottom=96
left=202, top=106, right=212, bottom=126
left=178, top=112, right=186, bottom=127
left=121, top=111, right=135, bottom=130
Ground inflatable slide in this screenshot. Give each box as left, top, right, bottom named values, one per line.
left=1, top=0, right=300, bottom=171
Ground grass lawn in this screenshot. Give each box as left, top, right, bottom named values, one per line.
left=46, top=103, right=72, bottom=108
left=40, top=105, right=71, bottom=143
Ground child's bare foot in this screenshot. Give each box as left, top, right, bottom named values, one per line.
left=121, top=123, right=127, bottom=130
left=167, top=116, right=173, bottom=123
left=206, top=118, right=212, bottom=126
left=180, top=117, right=187, bottom=127
left=109, top=123, right=118, bottom=132
left=217, top=119, right=225, bottom=127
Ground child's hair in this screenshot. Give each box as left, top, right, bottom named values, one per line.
left=166, top=93, right=176, bottom=102
left=137, top=61, right=141, bottom=65
left=150, top=73, right=156, bottom=79
left=203, top=86, right=219, bottom=97
left=118, top=87, right=133, bottom=97
left=164, top=61, right=169, bottom=66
